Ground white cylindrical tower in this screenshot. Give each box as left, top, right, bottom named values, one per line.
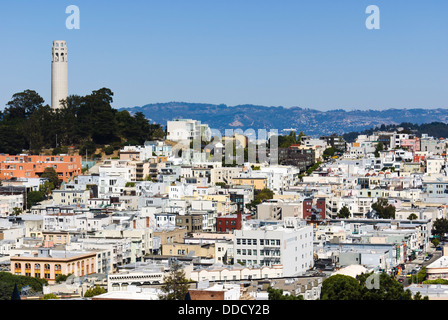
left=51, top=40, right=68, bottom=109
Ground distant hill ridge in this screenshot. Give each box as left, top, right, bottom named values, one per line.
left=119, top=102, right=448, bottom=137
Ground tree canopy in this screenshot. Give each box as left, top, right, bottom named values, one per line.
left=338, top=206, right=351, bottom=219
left=320, top=274, right=363, bottom=300
left=0, top=272, right=47, bottom=300
left=0, top=88, right=165, bottom=155
left=83, top=286, right=107, bottom=297
left=321, top=273, right=425, bottom=300
left=357, top=272, right=413, bottom=300
left=371, top=198, right=396, bottom=219
left=432, top=218, right=448, bottom=237
left=246, top=188, right=274, bottom=211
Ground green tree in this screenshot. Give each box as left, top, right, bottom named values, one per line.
left=103, top=145, right=115, bottom=155
left=413, top=291, right=429, bottom=300
left=41, top=293, right=59, bottom=300
left=215, top=182, right=228, bottom=188
left=26, top=190, right=45, bottom=209
left=374, top=142, right=384, bottom=157
left=409, top=267, right=426, bottom=284
left=55, top=273, right=72, bottom=284
left=4, top=89, right=45, bottom=120
left=41, top=167, right=60, bottom=189
left=371, top=198, right=396, bottom=219
left=39, top=181, right=55, bottom=198
left=357, top=272, right=412, bottom=300
left=320, top=275, right=363, bottom=300
left=83, top=286, right=107, bottom=297
left=306, top=162, right=322, bottom=175
left=246, top=188, right=274, bottom=210
left=11, top=207, right=22, bottom=216
left=432, top=238, right=440, bottom=248
left=158, top=261, right=190, bottom=300
left=277, top=131, right=299, bottom=148
left=79, top=140, right=97, bottom=158
left=267, top=286, right=304, bottom=300
left=0, top=272, right=47, bottom=300
left=0, top=88, right=167, bottom=156
left=407, top=213, right=418, bottom=221
left=432, top=218, right=448, bottom=238
left=323, top=147, right=338, bottom=159
left=52, top=146, right=69, bottom=156
left=337, top=206, right=351, bottom=219
left=423, top=279, right=448, bottom=284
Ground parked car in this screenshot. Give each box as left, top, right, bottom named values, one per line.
left=436, top=246, right=442, bottom=251
left=424, top=256, right=431, bottom=261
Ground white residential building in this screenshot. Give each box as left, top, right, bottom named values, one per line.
left=234, top=218, right=313, bottom=277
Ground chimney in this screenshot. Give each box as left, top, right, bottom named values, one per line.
left=133, top=220, right=136, bottom=229
left=146, top=216, right=150, bottom=228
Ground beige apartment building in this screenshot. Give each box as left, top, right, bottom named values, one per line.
left=10, top=248, right=97, bottom=283
left=232, top=177, right=268, bottom=190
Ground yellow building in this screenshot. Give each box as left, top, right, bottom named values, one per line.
left=232, top=177, right=267, bottom=190
left=204, top=194, right=231, bottom=215
left=10, top=248, right=97, bottom=283
left=161, top=243, right=215, bottom=259
left=42, top=231, right=72, bottom=246
left=153, top=227, right=187, bottom=245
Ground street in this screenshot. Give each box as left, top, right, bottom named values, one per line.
left=397, top=248, right=442, bottom=287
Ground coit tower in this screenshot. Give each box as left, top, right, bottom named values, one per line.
left=51, top=40, right=68, bottom=109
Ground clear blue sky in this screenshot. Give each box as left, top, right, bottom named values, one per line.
left=0, top=0, right=447, bottom=111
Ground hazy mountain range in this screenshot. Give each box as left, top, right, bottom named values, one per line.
left=119, top=102, right=448, bottom=137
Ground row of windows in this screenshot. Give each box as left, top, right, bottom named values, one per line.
left=237, top=249, right=281, bottom=256
left=15, top=263, right=58, bottom=270
left=218, top=220, right=236, bottom=225
left=236, top=239, right=281, bottom=246
left=237, top=259, right=281, bottom=266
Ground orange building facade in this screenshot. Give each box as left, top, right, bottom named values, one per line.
left=11, top=251, right=97, bottom=283
left=0, top=154, right=82, bottom=183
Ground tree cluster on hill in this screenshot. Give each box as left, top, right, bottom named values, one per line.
left=0, top=88, right=165, bottom=155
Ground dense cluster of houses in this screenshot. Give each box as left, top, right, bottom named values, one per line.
left=1, top=121, right=448, bottom=300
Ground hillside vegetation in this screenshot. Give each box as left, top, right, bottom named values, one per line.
left=0, top=88, right=165, bottom=156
